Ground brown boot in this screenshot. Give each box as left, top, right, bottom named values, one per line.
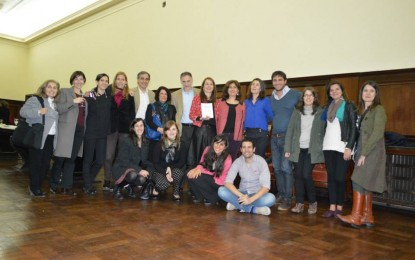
left=338, top=191, right=364, bottom=228
left=361, top=192, right=375, bottom=227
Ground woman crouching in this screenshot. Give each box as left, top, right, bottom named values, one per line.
left=151, top=120, right=186, bottom=200
left=112, top=118, right=153, bottom=200
left=187, top=134, right=232, bottom=205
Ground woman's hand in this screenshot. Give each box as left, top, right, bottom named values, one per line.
left=343, top=148, right=352, bottom=161
left=39, top=108, right=48, bottom=115
left=357, top=155, right=366, bottom=166
left=285, top=152, right=290, bottom=158
left=73, top=97, right=85, bottom=104
left=139, top=170, right=149, bottom=178
left=166, top=167, right=173, bottom=182
left=157, top=127, right=164, bottom=134
left=187, top=168, right=201, bottom=179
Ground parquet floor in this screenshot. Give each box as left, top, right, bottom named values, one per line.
left=0, top=159, right=414, bottom=259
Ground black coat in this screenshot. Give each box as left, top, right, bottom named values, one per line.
left=84, top=87, right=111, bottom=139
left=152, top=141, right=186, bottom=173
left=110, top=94, right=135, bottom=134
left=112, top=136, right=151, bottom=181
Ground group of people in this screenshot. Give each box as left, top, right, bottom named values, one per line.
left=19, top=69, right=387, bottom=223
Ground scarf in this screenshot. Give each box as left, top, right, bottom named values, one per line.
left=157, top=101, right=169, bottom=114
left=114, top=90, right=124, bottom=108
left=326, top=98, right=345, bottom=122
left=164, top=140, right=178, bottom=163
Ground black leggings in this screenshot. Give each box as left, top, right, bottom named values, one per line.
left=323, top=150, right=350, bottom=206
left=188, top=174, right=220, bottom=203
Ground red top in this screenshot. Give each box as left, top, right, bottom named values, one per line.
left=215, top=100, right=246, bottom=141
left=189, top=95, right=218, bottom=127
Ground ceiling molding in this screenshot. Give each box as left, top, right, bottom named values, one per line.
left=0, top=0, right=126, bottom=43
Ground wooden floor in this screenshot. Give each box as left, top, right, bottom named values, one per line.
left=0, top=159, right=414, bottom=260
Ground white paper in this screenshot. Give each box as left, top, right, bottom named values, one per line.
left=201, top=103, right=214, bottom=118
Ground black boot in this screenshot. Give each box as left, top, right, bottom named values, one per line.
left=140, top=180, right=150, bottom=200
left=113, top=185, right=124, bottom=200
left=128, top=185, right=137, bottom=198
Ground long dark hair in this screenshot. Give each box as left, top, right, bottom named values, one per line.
left=295, top=87, right=320, bottom=115
left=358, top=80, right=382, bottom=114
left=200, top=134, right=230, bottom=177
left=325, top=81, right=349, bottom=105
left=129, top=118, right=148, bottom=147
left=200, top=77, right=217, bottom=103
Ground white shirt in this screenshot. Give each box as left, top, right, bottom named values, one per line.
left=136, top=88, right=149, bottom=119
left=272, top=85, right=290, bottom=100
left=47, top=97, right=57, bottom=135
left=323, top=117, right=348, bottom=153
left=181, top=88, right=194, bottom=124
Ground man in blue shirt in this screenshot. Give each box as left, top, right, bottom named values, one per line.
left=270, top=71, right=301, bottom=211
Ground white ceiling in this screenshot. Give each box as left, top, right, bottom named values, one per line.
left=0, top=0, right=115, bottom=42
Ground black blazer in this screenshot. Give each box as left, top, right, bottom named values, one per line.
left=152, top=141, right=186, bottom=173
left=84, top=87, right=111, bottom=139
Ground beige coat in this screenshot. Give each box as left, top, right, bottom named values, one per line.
left=54, top=87, right=88, bottom=158
left=171, top=87, right=200, bottom=133
left=132, top=87, right=155, bottom=113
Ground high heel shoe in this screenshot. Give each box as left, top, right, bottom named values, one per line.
left=173, top=193, right=181, bottom=201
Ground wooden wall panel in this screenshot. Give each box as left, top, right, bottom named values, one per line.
left=379, top=83, right=415, bottom=135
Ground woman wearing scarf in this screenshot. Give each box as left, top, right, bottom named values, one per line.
left=145, top=86, right=176, bottom=156
left=321, top=81, right=357, bottom=218
left=103, top=72, right=135, bottom=191
left=151, top=120, right=186, bottom=200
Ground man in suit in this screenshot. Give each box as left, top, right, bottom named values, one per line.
left=132, top=71, right=155, bottom=119
left=171, top=72, right=200, bottom=169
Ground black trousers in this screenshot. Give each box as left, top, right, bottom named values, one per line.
left=82, top=137, right=106, bottom=189
left=28, top=135, right=54, bottom=192
left=188, top=174, right=221, bottom=203
left=294, top=149, right=316, bottom=204
left=51, top=126, right=84, bottom=189
left=181, top=124, right=196, bottom=169
left=323, top=150, right=350, bottom=206
left=244, top=129, right=269, bottom=158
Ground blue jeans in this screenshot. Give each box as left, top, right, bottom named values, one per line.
left=271, top=135, right=293, bottom=202
left=218, top=186, right=276, bottom=213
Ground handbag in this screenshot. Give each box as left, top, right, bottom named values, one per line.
left=12, top=96, right=45, bottom=149
left=145, top=103, right=162, bottom=140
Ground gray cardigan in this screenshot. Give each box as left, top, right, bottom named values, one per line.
left=284, top=107, right=325, bottom=164
left=20, top=96, right=59, bottom=149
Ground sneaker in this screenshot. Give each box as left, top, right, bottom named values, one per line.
left=103, top=180, right=113, bottom=192
left=275, top=196, right=284, bottom=204
left=308, top=202, right=318, bottom=215
left=254, top=206, right=271, bottom=216
left=226, top=202, right=237, bottom=211
left=278, top=200, right=291, bottom=211
left=291, top=203, right=304, bottom=213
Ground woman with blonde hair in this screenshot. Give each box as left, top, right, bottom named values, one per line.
left=20, top=80, right=60, bottom=197
left=103, top=72, right=135, bottom=191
